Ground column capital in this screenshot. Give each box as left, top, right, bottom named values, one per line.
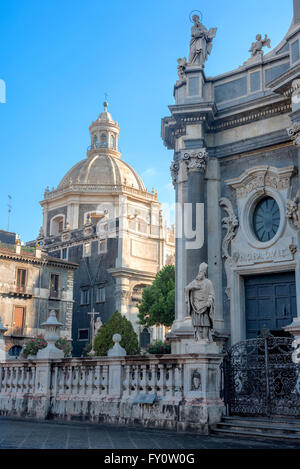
left=287, top=121, right=300, bottom=146
left=170, top=161, right=180, bottom=187
left=181, top=148, right=208, bottom=173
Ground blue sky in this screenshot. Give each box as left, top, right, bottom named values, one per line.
left=0, top=0, right=294, bottom=241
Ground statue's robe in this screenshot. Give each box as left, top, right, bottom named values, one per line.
left=189, top=25, right=208, bottom=65
left=185, top=277, right=215, bottom=331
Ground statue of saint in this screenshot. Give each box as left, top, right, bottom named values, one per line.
left=94, top=316, right=103, bottom=337
left=185, top=262, right=215, bottom=342
left=188, top=15, right=217, bottom=67
left=177, top=57, right=187, bottom=81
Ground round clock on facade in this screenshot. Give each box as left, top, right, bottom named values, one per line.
left=253, top=196, right=280, bottom=242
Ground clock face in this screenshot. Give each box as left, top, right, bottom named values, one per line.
left=253, top=196, right=280, bottom=242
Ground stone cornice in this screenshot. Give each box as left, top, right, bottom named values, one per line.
left=41, top=183, right=158, bottom=205
left=107, top=267, right=156, bottom=282
left=0, top=248, right=78, bottom=269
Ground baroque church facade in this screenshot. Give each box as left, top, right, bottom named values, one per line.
left=37, top=103, right=175, bottom=356
left=162, top=2, right=300, bottom=353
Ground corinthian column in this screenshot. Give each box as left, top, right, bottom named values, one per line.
left=183, top=149, right=208, bottom=284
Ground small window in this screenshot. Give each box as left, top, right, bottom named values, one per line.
left=83, top=242, right=91, bottom=257
left=96, top=286, right=105, bottom=303
left=93, top=134, right=98, bottom=147
left=99, top=239, right=107, bottom=254
left=62, top=248, right=68, bottom=260
left=50, top=274, right=60, bottom=298
left=100, top=133, right=107, bottom=148
left=80, top=288, right=90, bottom=305
left=8, top=345, right=22, bottom=358
left=110, top=134, right=116, bottom=149
left=16, top=268, right=26, bottom=292
left=78, top=329, right=89, bottom=341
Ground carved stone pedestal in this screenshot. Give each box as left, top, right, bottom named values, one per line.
left=186, top=339, right=220, bottom=355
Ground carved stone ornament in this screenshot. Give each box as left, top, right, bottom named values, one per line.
left=219, top=198, right=239, bottom=261
left=177, top=57, right=187, bottom=81
left=287, top=122, right=300, bottom=146
left=184, top=262, right=215, bottom=343
left=249, top=34, right=271, bottom=57
left=188, top=15, right=217, bottom=68
left=226, top=166, right=295, bottom=199
left=286, top=191, right=300, bottom=229
left=170, top=161, right=180, bottom=187
left=183, top=149, right=208, bottom=173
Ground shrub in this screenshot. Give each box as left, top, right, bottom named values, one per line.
left=82, top=342, right=93, bottom=357
left=93, top=311, right=140, bottom=356
left=22, top=335, right=72, bottom=358
left=55, top=337, right=72, bottom=358
left=23, top=335, right=47, bottom=357
left=146, top=340, right=171, bottom=355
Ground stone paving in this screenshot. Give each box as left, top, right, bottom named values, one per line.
left=0, top=417, right=299, bottom=449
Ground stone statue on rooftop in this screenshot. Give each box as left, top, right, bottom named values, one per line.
left=188, top=14, right=217, bottom=68
left=185, top=262, right=215, bottom=342
left=177, top=57, right=187, bottom=81
left=249, top=34, right=271, bottom=57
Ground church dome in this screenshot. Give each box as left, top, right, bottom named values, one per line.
left=57, top=103, right=146, bottom=192
left=57, top=153, right=146, bottom=190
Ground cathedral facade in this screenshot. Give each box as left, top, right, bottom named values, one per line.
left=162, top=2, right=300, bottom=352
left=38, top=103, right=174, bottom=356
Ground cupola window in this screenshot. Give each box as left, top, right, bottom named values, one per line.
left=110, top=134, right=116, bottom=149
left=100, top=133, right=107, bottom=148
left=93, top=134, right=98, bottom=148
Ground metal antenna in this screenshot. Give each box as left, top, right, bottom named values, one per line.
left=7, top=195, right=12, bottom=231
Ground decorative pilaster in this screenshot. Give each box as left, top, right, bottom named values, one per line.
left=183, top=148, right=208, bottom=285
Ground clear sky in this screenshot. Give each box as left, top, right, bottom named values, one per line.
left=0, top=0, right=294, bottom=241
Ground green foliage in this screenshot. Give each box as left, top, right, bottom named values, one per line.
left=146, top=340, right=171, bottom=355
left=93, top=311, right=140, bottom=356
left=23, top=335, right=47, bottom=357
left=137, top=265, right=175, bottom=327
left=82, top=343, right=93, bottom=357
left=22, top=335, right=72, bottom=358
left=55, top=337, right=72, bottom=358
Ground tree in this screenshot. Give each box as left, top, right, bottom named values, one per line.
left=93, top=311, right=140, bottom=356
left=137, top=265, right=175, bottom=328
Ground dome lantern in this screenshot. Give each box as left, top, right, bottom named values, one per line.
left=88, top=100, right=120, bottom=156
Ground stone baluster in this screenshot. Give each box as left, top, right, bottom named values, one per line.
left=79, top=366, right=86, bottom=395
left=122, top=364, right=131, bottom=398
left=72, top=365, right=80, bottom=395
left=7, top=366, right=12, bottom=391
left=157, top=364, right=164, bottom=397
left=65, top=366, right=72, bottom=394
left=86, top=366, right=92, bottom=395
left=165, top=364, right=172, bottom=398
left=102, top=365, right=108, bottom=395
left=2, top=366, right=8, bottom=392
left=140, top=364, right=147, bottom=394
left=174, top=364, right=183, bottom=398
left=19, top=366, right=25, bottom=393
left=94, top=365, right=100, bottom=396
left=148, top=363, right=156, bottom=394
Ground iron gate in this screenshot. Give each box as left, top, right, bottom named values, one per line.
left=223, top=335, right=300, bottom=417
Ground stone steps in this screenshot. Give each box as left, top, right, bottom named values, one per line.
left=212, top=416, right=300, bottom=440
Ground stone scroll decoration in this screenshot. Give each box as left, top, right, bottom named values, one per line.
left=183, top=149, right=208, bottom=173
left=286, top=191, right=300, bottom=230
left=170, top=161, right=180, bottom=187
left=219, top=198, right=239, bottom=299
left=287, top=122, right=300, bottom=146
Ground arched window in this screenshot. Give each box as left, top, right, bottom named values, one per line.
left=93, top=134, right=98, bottom=148
left=100, top=133, right=107, bottom=148
left=110, top=134, right=115, bottom=149
left=9, top=345, right=22, bottom=358
left=50, top=215, right=65, bottom=235
left=140, top=328, right=151, bottom=349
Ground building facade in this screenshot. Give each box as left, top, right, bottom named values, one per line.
left=162, top=2, right=300, bottom=352
left=0, top=241, right=77, bottom=357
left=38, top=103, right=175, bottom=356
